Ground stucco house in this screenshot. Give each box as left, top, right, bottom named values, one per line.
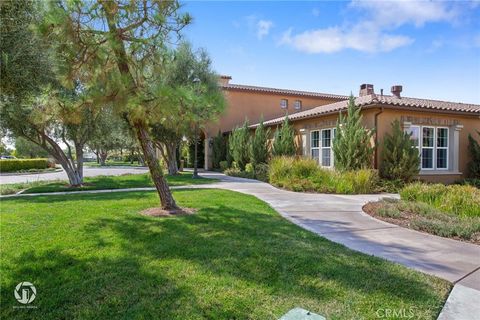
left=202, top=76, right=480, bottom=183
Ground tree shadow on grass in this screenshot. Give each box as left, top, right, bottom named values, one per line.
left=1, top=250, right=202, bottom=320
left=81, top=204, right=449, bottom=318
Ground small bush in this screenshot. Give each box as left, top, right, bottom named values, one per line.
left=269, top=156, right=379, bottom=194
left=0, top=158, right=49, bottom=172
left=224, top=167, right=254, bottom=179
left=459, top=178, right=480, bottom=189
left=219, top=161, right=228, bottom=172
left=254, top=163, right=269, bottom=182
left=380, top=120, right=420, bottom=182
left=245, top=163, right=254, bottom=175
left=400, top=183, right=480, bottom=217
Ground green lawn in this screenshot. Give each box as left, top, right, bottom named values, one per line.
left=1, top=189, right=450, bottom=319
left=0, top=172, right=216, bottom=195
left=84, top=161, right=146, bottom=167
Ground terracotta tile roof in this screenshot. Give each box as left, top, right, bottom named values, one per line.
left=221, top=83, right=349, bottom=100
left=257, top=94, right=480, bottom=127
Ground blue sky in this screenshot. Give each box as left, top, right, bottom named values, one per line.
left=181, top=1, right=480, bottom=104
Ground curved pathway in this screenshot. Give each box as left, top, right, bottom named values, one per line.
left=3, top=171, right=479, bottom=319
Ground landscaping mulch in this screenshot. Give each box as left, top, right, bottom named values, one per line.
left=140, top=207, right=197, bottom=217
left=363, top=201, right=480, bottom=245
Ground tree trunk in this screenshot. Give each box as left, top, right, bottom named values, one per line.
left=166, top=142, right=178, bottom=175
left=101, top=2, right=177, bottom=208
left=75, top=146, right=84, bottom=181
left=99, top=150, right=108, bottom=166
left=134, top=122, right=178, bottom=210
left=40, top=135, right=83, bottom=186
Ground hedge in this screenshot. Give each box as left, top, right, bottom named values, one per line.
left=0, top=159, right=50, bottom=172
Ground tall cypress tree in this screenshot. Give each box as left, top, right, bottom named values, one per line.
left=380, top=120, right=420, bottom=181
left=229, top=120, right=250, bottom=170
left=272, top=116, right=296, bottom=156
left=332, top=95, right=374, bottom=171
left=250, top=120, right=270, bottom=165
left=467, top=131, right=480, bottom=178
left=212, top=130, right=226, bottom=169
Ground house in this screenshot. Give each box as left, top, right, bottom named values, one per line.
left=203, top=77, right=480, bottom=183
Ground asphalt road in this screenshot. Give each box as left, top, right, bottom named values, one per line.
left=0, top=166, right=149, bottom=184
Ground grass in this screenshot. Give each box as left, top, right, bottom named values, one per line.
left=84, top=161, right=146, bottom=167
left=0, top=189, right=450, bottom=319
left=269, top=156, right=379, bottom=194
left=364, top=199, right=480, bottom=244
left=400, top=183, right=480, bottom=217
left=0, top=172, right=216, bottom=195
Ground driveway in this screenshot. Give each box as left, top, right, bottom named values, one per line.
left=0, top=166, right=149, bottom=184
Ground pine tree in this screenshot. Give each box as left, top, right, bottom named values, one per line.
left=332, top=95, right=374, bottom=171
left=229, top=120, right=250, bottom=170
left=467, top=131, right=480, bottom=178
left=380, top=120, right=420, bottom=181
left=272, top=116, right=296, bottom=156
left=250, top=120, right=270, bottom=165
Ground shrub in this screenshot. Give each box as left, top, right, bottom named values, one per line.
left=332, top=95, right=374, bottom=171
left=212, top=130, right=227, bottom=169
left=219, top=161, right=228, bottom=172
left=229, top=120, right=250, bottom=170
left=380, top=120, right=420, bottom=182
left=269, top=156, right=378, bottom=194
left=467, top=131, right=480, bottom=178
left=272, top=116, right=296, bottom=156
left=250, top=120, right=270, bottom=165
left=245, top=163, right=254, bottom=175
left=224, top=167, right=254, bottom=179
left=0, top=158, right=49, bottom=172
left=459, top=178, right=480, bottom=189
left=254, top=163, right=269, bottom=182
left=400, top=183, right=480, bottom=217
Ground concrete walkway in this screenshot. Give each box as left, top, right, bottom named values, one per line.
left=3, top=171, right=479, bottom=319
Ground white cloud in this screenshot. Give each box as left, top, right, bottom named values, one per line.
left=256, top=20, right=273, bottom=40
left=350, top=0, right=459, bottom=28
left=280, top=24, right=413, bottom=54
left=279, top=0, right=467, bottom=54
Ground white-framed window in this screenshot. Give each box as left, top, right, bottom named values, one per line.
left=436, top=127, right=449, bottom=170
left=310, top=128, right=335, bottom=167
left=404, top=125, right=449, bottom=171
left=280, top=99, right=288, bottom=109
left=294, top=100, right=302, bottom=110
left=321, top=129, right=332, bottom=167
left=310, top=131, right=320, bottom=162
left=421, top=126, right=435, bottom=170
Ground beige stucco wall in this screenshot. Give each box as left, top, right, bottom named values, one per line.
left=205, top=89, right=344, bottom=137
left=277, top=106, right=479, bottom=183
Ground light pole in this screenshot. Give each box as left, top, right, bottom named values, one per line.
left=192, top=77, right=200, bottom=179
